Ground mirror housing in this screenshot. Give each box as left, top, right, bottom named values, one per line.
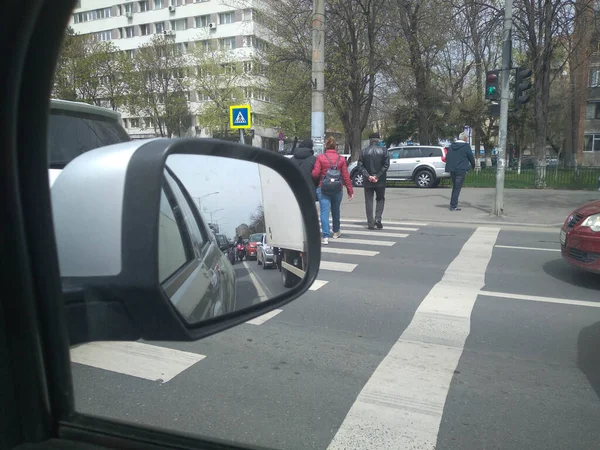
left=51, top=138, right=320, bottom=344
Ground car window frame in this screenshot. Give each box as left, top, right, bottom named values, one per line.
left=403, top=147, right=422, bottom=159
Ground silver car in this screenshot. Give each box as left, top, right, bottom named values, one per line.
left=348, top=145, right=450, bottom=188
left=256, top=233, right=276, bottom=269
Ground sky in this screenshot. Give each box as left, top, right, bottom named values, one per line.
left=166, top=154, right=264, bottom=239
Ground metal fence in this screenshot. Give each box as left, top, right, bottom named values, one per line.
left=438, top=167, right=600, bottom=190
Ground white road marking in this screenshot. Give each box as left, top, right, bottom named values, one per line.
left=328, top=226, right=500, bottom=450
left=479, top=291, right=600, bottom=308
left=337, top=217, right=429, bottom=227
left=243, top=261, right=268, bottom=301
left=320, top=223, right=419, bottom=232
left=322, top=247, right=379, bottom=257
left=309, top=279, right=329, bottom=291
left=70, top=341, right=205, bottom=382
left=494, top=245, right=560, bottom=252
left=342, top=229, right=409, bottom=239
left=334, top=237, right=396, bottom=247
left=246, top=309, right=282, bottom=325
left=320, top=260, right=357, bottom=272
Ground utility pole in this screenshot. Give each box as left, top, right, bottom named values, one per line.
left=493, top=0, right=513, bottom=216
left=311, top=0, right=325, bottom=155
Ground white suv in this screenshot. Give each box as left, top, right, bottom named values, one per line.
left=348, top=145, right=450, bottom=188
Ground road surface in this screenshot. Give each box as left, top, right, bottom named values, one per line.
left=70, top=218, right=600, bottom=450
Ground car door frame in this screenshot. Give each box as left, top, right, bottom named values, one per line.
left=0, top=0, right=280, bottom=448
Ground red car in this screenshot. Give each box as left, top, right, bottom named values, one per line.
left=246, top=233, right=263, bottom=260
left=560, top=200, right=600, bottom=274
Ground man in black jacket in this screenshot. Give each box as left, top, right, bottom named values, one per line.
left=290, top=138, right=318, bottom=203
left=357, top=133, right=390, bottom=229
left=445, top=132, right=475, bottom=211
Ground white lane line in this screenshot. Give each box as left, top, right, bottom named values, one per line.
left=480, top=291, right=600, bottom=308
left=326, top=217, right=429, bottom=227
left=309, top=279, right=329, bottom=291
left=320, top=260, right=357, bottom=272
left=243, top=261, right=269, bottom=301
left=334, top=237, right=396, bottom=247
left=70, top=341, right=205, bottom=382
left=320, top=223, right=419, bottom=232
left=322, top=247, right=379, bottom=257
left=246, top=309, right=282, bottom=325
left=328, top=226, right=500, bottom=450
left=494, top=245, right=560, bottom=252
left=342, top=230, right=409, bottom=239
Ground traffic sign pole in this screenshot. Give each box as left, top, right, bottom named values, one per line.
left=493, top=0, right=513, bottom=216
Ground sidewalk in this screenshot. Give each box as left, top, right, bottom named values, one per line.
left=338, top=186, right=600, bottom=228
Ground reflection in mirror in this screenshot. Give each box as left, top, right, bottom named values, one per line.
left=163, top=154, right=308, bottom=325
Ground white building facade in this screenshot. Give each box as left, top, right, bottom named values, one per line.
left=70, top=0, right=279, bottom=149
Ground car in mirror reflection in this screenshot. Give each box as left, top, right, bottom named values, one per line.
left=257, top=233, right=276, bottom=269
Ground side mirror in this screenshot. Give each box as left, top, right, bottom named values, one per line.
left=51, top=138, right=320, bottom=344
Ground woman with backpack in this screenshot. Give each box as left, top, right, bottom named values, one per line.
left=312, top=136, right=354, bottom=245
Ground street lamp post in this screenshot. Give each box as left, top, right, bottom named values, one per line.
left=193, top=191, right=219, bottom=209
left=206, top=208, right=224, bottom=224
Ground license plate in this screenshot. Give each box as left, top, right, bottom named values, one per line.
left=560, top=229, right=566, bottom=245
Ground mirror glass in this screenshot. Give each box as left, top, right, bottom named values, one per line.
left=162, top=154, right=308, bottom=325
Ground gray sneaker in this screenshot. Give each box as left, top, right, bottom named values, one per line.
left=332, top=231, right=341, bottom=239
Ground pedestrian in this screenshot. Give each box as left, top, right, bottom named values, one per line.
left=289, top=138, right=318, bottom=203
left=357, top=133, right=390, bottom=229
left=312, top=136, right=353, bottom=245
left=445, top=131, right=475, bottom=211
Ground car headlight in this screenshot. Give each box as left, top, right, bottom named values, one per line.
left=581, top=213, right=600, bottom=232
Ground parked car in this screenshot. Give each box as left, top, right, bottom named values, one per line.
left=256, top=232, right=276, bottom=269
left=560, top=200, right=600, bottom=274
left=47, top=98, right=131, bottom=184
left=348, top=145, right=449, bottom=188
left=246, top=233, right=263, bottom=260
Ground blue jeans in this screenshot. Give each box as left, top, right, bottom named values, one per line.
left=317, top=187, right=343, bottom=238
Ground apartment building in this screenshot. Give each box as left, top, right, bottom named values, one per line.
left=70, top=0, right=279, bottom=149
left=584, top=50, right=600, bottom=166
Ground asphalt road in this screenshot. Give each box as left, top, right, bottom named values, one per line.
left=71, top=220, right=600, bottom=450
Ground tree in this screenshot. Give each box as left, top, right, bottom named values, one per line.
left=192, top=41, right=249, bottom=134
left=127, top=35, right=190, bottom=137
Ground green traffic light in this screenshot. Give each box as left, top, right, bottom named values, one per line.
left=487, top=86, right=496, bottom=95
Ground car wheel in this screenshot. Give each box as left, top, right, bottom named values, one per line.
left=415, top=170, right=435, bottom=188
left=352, top=171, right=364, bottom=187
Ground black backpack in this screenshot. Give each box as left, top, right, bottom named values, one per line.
left=321, top=154, right=342, bottom=194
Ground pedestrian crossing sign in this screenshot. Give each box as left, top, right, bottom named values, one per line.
left=229, top=104, right=251, bottom=129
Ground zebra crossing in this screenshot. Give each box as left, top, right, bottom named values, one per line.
left=70, top=218, right=425, bottom=383
left=309, top=217, right=425, bottom=290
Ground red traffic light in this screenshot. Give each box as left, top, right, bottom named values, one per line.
left=486, top=73, right=498, bottom=82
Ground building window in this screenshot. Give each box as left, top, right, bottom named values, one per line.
left=171, top=19, right=187, bottom=31
left=95, top=30, right=112, bottom=41
left=139, top=1, right=150, bottom=12
left=590, top=68, right=600, bottom=87
left=243, top=61, right=252, bottom=73
left=130, top=118, right=140, bottom=128
left=220, top=37, right=236, bottom=50
left=195, top=15, right=210, bottom=27
left=175, top=0, right=184, bottom=5
left=124, top=26, right=135, bottom=38
left=155, top=22, right=165, bottom=33
left=243, top=9, right=253, bottom=21
left=124, top=3, right=134, bottom=14
left=176, top=42, right=189, bottom=54
left=74, top=7, right=112, bottom=23
left=197, top=91, right=211, bottom=101
left=195, top=0, right=209, bottom=2
left=154, top=0, right=164, bottom=9
left=219, top=12, right=234, bottom=24
left=243, top=35, right=255, bottom=47
left=140, top=24, right=150, bottom=35
left=75, top=0, right=81, bottom=8
left=584, top=134, right=600, bottom=152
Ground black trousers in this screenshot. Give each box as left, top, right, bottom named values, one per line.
left=364, top=186, right=385, bottom=225
left=450, top=171, right=466, bottom=209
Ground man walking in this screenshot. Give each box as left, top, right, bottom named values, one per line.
left=357, top=133, right=390, bottom=229
left=445, top=131, right=475, bottom=211
left=290, top=138, right=318, bottom=203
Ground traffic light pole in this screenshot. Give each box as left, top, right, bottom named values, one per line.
left=311, top=0, right=325, bottom=155
left=493, top=0, right=513, bottom=216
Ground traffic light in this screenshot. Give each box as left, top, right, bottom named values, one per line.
left=514, top=68, right=532, bottom=110
left=485, top=70, right=500, bottom=100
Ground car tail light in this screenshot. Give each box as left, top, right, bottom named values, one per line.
left=442, top=147, right=448, bottom=162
